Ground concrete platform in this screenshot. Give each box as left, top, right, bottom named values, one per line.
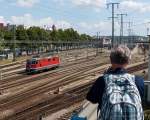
left=70, top=101, right=98, bottom=120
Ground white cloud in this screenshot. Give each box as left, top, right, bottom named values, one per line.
left=53, top=0, right=64, bottom=5
left=16, top=0, right=39, bottom=7
left=72, top=0, right=106, bottom=8
left=1, top=14, right=112, bottom=35
left=77, top=21, right=113, bottom=35
left=10, top=14, right=71, bottom=29
left=121, top=0, right=150, bottom=13
left=0, top=16, right=6, bottom=24
left=54, top=0, right=106, bottom=9
left=77, top=20, right=122, bottom=35
left=2, top=14, right=144, bottom=36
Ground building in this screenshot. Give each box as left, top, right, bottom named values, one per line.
left=0, top=23, right=4, bottom=29
left=101, top=37, right=111, bottom=47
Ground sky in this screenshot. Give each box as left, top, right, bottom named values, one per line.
left=0, top=0, right=150, bottom=36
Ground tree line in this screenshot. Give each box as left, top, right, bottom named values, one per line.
left=0, top=25, right=92, bottom=51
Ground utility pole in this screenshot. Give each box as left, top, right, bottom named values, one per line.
left=41, top=27, right=44, bottom=53
left=107, top=2, right=120, bottom=48
left=146, top=22, right=150, bottom=36
left=117, top=13, right=127, bottom=44
left=127, top=21, right=133, bottom=44
left=96, top=32, right=100, bottom=56
left=13, top=25, right=16, bottom=62
left=147, top=28, right=149, bottom=36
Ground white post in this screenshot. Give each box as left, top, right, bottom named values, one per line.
left=147, top=35, right=150, bottom=102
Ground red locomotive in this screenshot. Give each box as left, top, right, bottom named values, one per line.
left=26, top=54, right=60, bottom=73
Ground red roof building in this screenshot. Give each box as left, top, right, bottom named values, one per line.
left=0, top=23, right=4, bottom=29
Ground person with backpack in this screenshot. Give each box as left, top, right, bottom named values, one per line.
left=86, top=45, right=144, bottom=120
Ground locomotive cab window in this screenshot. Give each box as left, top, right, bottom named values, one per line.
left=48, top=59, right=51, bottom=61
left=52, top=58, right=55, bottom=61
left=32, top=60, right=38, bottom=64
left=36, top=61, right=39, bottom=64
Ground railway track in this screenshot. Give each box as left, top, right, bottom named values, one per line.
left=3, top=81, right=92, bottom=120
left=0, top=51, right=144, bottom=84
left=0, top=52, right=100, bottom=81
left=0, top=56, right=108, bottom=109
left=0, top=55, right=103, bottom=83
left=0, top=55, right=108, bottom=106
left=0, top=61, right=107, bottom=109
left=0, top=59, right=106, bottom=119
left=2, top=65, right=24, bottom=73
left=0, top=61, right=23, bottom=69
left=0, top=62, right=25, bottom=80
left=0, top=63, right=146, bottom=120
left=0, top=57, right=107, bottom=92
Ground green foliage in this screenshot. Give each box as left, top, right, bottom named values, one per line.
left=64, top=28, right=80, bottom=41
left=1, top=25, right=91, bottom=51
left=27, top=27, right=39, bottom=40
left=4, top=30, right=13, bottom=40
left=16, top=25, right=29, bottom=50
left=2, top=29, right=14, bottom=49
left=0, top=30, right=4, bottom=50
left=16, top=25, right=28, bottom=40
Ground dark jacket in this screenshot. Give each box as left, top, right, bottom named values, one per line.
left=86, top=67, right=144, bottom=108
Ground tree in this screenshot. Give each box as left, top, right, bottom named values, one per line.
left=51, top=25, right=57, bottom=41
left=4, top=29, right=14, bottom=49
left=0, top=29, right=4, bottom=51
left=80, top=34, right=92, bottom=41
left=1, top=25, right=92, bottom=54
left=16, top=25, right=28, bottom=40
left=57, top=29, right=66, bottom=41
left=16, top=25, right=29, bottom=53
left=27, top=27, right=40, bottom=53
left=63, top=28, right=80, bottom=41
